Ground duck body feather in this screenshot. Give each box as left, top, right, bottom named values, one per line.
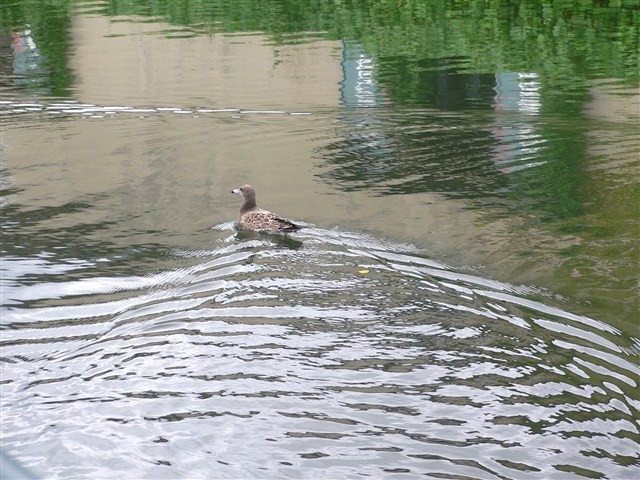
left=238, top=208, right=299, bottom=232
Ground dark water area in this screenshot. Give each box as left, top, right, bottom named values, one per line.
left=1, top=1, right=639, bottom=479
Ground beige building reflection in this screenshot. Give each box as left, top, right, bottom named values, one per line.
left=6, top=15, right=343, bottom=245
left=69, top=16, right=342, bottom=109
left=7, top=14, right=481, bottom=258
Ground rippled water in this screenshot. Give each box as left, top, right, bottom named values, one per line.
left=1, top=96, right=638, bottom=478
left=1, top=4, right=639, bottom=480
left=3, top=224, right=638, bottom=479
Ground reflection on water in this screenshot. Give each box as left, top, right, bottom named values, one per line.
left=0, top=100, right=312, bottom=118
left=2, top=227, right=639, bottom=479
left=9, top=27, right=50, bottom=95
left=1, top=3, right=639, bottom=479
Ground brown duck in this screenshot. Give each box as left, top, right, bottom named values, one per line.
left=231, top=184, right=300, bottom=232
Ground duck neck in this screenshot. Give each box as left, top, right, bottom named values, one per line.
left=240, top=198, right=257, bottom=214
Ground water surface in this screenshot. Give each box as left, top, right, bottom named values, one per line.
left=1, top=2, right=638, bottom=479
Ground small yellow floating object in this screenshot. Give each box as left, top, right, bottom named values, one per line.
left=358, top=269, right=370, bottom=274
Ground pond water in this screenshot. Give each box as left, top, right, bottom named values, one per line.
left=1, top=2, right=639, bottom=479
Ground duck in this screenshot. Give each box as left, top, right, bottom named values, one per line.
left=231, top=184, right=300, bottom=233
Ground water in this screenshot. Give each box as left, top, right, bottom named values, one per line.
left=1, top=2, right=639, bottom=479
left=3, top=227, right=637, bottom=479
